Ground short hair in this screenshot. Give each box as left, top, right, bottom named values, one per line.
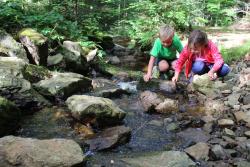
left=188, top=30, right=208, bottom=48
left=159, top=25, right=175, bottom=40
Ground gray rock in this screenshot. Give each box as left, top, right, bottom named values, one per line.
left=243, top=93, right=250, bottom=105
left=166, top=123, right=179, bottom=132
left=0, top=97, right=21, bottom=136
left=204, top=99, right=225, bottom=117
left=159, top=80, right=176, bottom=93
left=66, top=95, right=126, bottom=126
left=34, top=72, right=92, bottom=99
left=148, top=120, right=163, bottom=127
left=0, top=136, right=84, bottom=167
left=108, top=56, right=121, bottom=65
left=122, top=151, right=195, bottom=167
left=177, top=128, right=210, bottom=143
left=223, top=128, right=236, bottom=138
left=234, top=111, right=250, bottom=124
left=234, top=160, right=250, bottom=167
left=184, top=142, right=210, bottom=161
left=227, top=93, right=241, bottom=108
left=244, top=131, right=250, bottom=138
left=18, top=28, right=48, bottom=66
left=0, top=29, right=28, bottom=62
left=85, top=126, right=131, bottom=151
left=191, top=74, right=217, bottom=96
left=140, top=91, right=163, bottom=112
left=155, top=98, right=179, bottom=114
left=47, top=53, right=64, bottom=66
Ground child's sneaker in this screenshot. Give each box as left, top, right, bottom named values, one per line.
left=152, top=66, right=160, bottom=79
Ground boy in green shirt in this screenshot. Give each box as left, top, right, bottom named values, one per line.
left=144, top=25, right=183, bottom=82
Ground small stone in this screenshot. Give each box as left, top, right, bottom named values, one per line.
left=236, top=137, right=247, bottom=142
left=166, top=123, right=179, bottom=132
left=201, top=115, right=215, bottom=123
left=218, top=119, right=234, bottom=127
left=234, top=111, right=246, bottom=122
left=244, top=131, right=250, bottom=138
left=221, top=90, right=232, bottom=94
left=163, top=118, right=173, bottom=125
left=223, top=128, right=235, bottom=138
left=233, top=105, right=241, bottom=110
left=225, top=149, right=237, bottom=157
left=184, top=142, right=210, bottom=161
left=148, top=120, right=163, bottom=127
left=211, top=144, right=226, bottom=160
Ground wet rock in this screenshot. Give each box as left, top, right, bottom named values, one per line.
left=85, top=126, right=131, bottom=151
left=221, top=136, right=238, bottom=148
left=244, top=131, right=250, bottom=138
left=0, top=29, right=28, bottom=62
left=66, top=95, right=126, bottom=126
left=218, top=119, right=234, bottom=127
left=91, top=78, right=128, bottom=98
left=18, top=28, right=48, bottom=66
left=0, top=136, right=84, bottom=167
left=155, top=98, right=179, bottom=114
left=234, top=160, right=250, bottom=167
left=113, top=71, right=130, bottom=82
left=163, top=118, right=173, bottom=124
left=0, top=97, right=21, bottom=136
left=148, top=120, right=163, bottom=127
left=225, top=149, right=237, bottom=157
left=140, top=91, right=163, bottom=112
left=211, top=144, right=227, bottom=160
left=122, top=151, right=195, bottom=167
left=184, top=142, right=210, bottom=161
left=34, top=72, right=92, bottom=99
left=223, top=128, right=236, bottom=138
left=159, top=80, right=176, bottom=93
left=203, top=123, right=214, bottom=134
left=166, top=123, right=179, bottom=132
left=177, top=128, right=210, bottom=143
left=235, top=137, right=247, bottom=142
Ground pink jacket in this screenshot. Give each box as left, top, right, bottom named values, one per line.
left=175, top=40, right=224, bottom=78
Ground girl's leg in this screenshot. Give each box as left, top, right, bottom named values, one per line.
left=191, top=61, right=208, bottom=75
left=207, top=64, right=230, bottom=77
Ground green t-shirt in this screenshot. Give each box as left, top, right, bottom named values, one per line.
left=150, top=34, right=183, bottom=60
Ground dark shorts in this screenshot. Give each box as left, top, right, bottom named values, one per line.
left=154, top=57, right=177, bottom=66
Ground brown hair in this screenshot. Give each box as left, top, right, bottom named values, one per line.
left=159, top=25, right=175, bottom=40
left=188, top=30, right=208, bottom=49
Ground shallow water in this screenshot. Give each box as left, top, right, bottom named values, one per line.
left=17, top=86, right=206, bottom=167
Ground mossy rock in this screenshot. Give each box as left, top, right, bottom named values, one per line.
left=22, top=64, right=51, bottom=83
left=18, top=28, right=47, bottom=45
left=0, top=96, right=21, bottom=136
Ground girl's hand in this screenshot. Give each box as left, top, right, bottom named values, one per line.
left=172, top=73, right=179, bottom=83
left=208, top=70, right=217, bottom=80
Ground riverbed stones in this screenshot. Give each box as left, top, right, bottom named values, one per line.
left=66, top=95, right=126, bottom=126
left=140, top=91, right=163, bottom=112
left=122, top=151, right=195, bottom=167
left=85, top=126, right=131, bottom=151
left=223, top=128, right=236, bottom=138
left=0, top=136, right=84, bottom=167
left=155, top=98, right=179, bottom=114
left=211, top=144, right=227, bottom=160
left=184, top=142, right=210, bottom=161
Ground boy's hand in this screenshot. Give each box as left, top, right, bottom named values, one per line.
left=172, top=73, right=179, bottom=83
left=143, top=74, right=152, bottom=82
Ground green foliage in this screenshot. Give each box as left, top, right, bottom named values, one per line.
left=221, top=40, right=250, bottom=63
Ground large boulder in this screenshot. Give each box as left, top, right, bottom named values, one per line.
left=0, top=97, right=21, bottom=136
left=86, top=126, right=131, bottom=151
left=122, top=151, right=195, bottom=167
left=34, top=72, right=91, bottom=100
left=62, top=41, right=88, bottom=74
left=66, top=95, right=126, bottom=126
left=18, top=28, right=48, bottom=66
left=0, top=136, right=85, bottom=167
left=0, top=29, right=28, bottom=62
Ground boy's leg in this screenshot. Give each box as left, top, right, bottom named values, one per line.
left=158, top=60, right=170, bottom=72
left=191, top=61, right=208, bottom=75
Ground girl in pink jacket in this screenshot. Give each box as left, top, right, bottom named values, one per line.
left=172, top=30, right=230, bottom=83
